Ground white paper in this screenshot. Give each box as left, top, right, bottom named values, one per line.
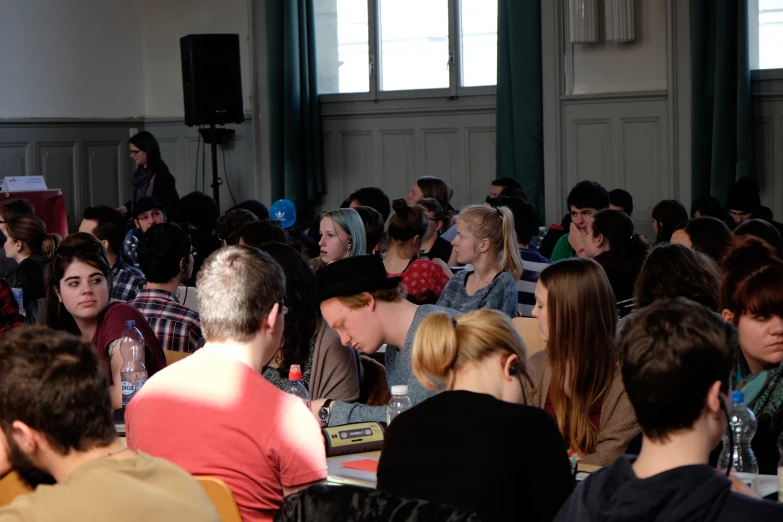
left=1, top=176, right=48, bottom=192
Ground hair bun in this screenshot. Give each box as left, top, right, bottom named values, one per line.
left=392, top=198, right=409, bottom=215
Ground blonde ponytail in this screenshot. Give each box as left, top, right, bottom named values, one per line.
left=499, top=206, right=523, bottom=279
left=458, top=205, right=523, bottom=279
left=412, top=309, right=531, bottom=391
left=412, top=312, right=459, bottom=390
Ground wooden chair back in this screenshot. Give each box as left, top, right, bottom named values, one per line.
left=195, top=476, right=242, bottom=522
left=512, top=317, right=546, bottom=357
left=0, top=472, right=31, bottom=507
left=164, top=349, right=191, bottom=366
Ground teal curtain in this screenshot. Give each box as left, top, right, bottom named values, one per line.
left=495, top=0, right=544, bottom=218
left=690, top=0, right=753, bottom=206
left=266, top=0, right=325, bottom=221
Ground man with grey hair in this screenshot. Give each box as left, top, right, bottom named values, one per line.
left=126, top=246, right=327, bottom=522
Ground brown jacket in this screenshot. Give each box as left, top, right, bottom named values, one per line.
left=523, top=350, right=640, bottom=466
left=309, top=321, right=361, bottom=402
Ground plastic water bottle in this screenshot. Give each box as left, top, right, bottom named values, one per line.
left=283, top=364, right=311, bottom=409
left=387, top=385, right=412, bottom=425
left=119, top=320, right=147, bottom=406
left=718, top=391, right=759, bottom=490
left=777, top=432, right=783, bottom=501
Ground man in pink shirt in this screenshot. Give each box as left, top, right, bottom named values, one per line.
left=126, top=246, right=327, bottom=522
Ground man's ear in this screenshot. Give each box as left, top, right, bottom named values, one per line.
left=705, top=380, right=724, bottom=416
left=264, top=303, right=281, bottom=333
left=133, top=219, right=140, bottom=230
left=10, top=420, right=39, bottom=455
left=100, top=239, right=111, bottom=253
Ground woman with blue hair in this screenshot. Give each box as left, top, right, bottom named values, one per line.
left=311, top=208, right=367, bottom=271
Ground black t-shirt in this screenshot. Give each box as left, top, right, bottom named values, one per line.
left=425, top=236, right=453, bottom=264
left=377, top=390, right=574, bottom=522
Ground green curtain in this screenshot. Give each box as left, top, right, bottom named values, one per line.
left=266, top=0, right=325, bottom=222
left=495, top=0, right=545, bottom=218
left=690, top=0, right=753, bottom=206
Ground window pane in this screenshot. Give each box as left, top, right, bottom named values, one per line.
left=759, top=0, right=783, bottom=69
left=315, top=0, right=369, bottom=94
left=379, top=0, right=449, bottom=91
left=460, top=0, right=497, bottom=87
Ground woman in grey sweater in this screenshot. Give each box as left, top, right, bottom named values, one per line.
left=436, top=205, right=522, bottom=317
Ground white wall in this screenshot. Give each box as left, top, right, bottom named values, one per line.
left=571, top=0, right=668, bottom=94
left=141, top=0, right=252, bottom=118
left=0, top=0, right=144, bottom=118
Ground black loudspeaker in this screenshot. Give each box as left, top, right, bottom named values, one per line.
left=180, top=34, right=244, bottom=127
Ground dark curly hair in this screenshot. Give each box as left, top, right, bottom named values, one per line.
left=258, top=241, right=319, bottom=378
left=635, top=243, right=722, bottom=312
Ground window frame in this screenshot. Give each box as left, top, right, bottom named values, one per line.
left=749, top=0, right=783, bottom=77
left=319, top=0, right=497, bottom=103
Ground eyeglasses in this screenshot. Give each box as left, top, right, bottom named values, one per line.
left=264, top=303, right=289, bottom=318
left=129, top=149, right=143, bottom=156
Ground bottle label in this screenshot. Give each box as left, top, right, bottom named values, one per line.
left=734, top=472, right=758, bottom=492
left=121, top=381, right=135, bottom=396
left=135, top=378, right=146, bottom=392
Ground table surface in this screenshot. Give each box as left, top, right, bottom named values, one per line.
left=326, top=451, right=381, bottom=489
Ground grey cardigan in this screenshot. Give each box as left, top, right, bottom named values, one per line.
left=310, top=321, right=361, bottom=402
left=436, top=270, right=518, bottom=317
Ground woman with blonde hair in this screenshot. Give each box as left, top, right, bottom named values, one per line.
left=435, top=205, right=522, bottom=316
left=377, top=309, right=573, bottom=522
left=312, top=207, right=367, bottom=271
left=528, top=258, right=640, bottom=466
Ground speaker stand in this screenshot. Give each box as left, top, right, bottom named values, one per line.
left=198, top=126, right=235, bottom=214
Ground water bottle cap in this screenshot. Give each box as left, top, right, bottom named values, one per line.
left=391, top=385, right=408, bottom=396
left=731, top=391, right=745, bottom=404
left=288, top=364, right=303, bottom=381
left=125, top=320, right=136, bottom=328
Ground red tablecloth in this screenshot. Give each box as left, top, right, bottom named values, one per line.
left=1, top=190, right=68, bottom=239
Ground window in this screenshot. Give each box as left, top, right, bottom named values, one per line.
left=315, top=0, right=497, bottom=96
left=750, top=0, right=783, bottom=70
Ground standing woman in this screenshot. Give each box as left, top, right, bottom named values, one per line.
left=45, top=233, right=166, bottom=409
left=119, top=131, right=180, bottom=219
left=527, top=258, right=640, bottom=466
left=312, top=208, right=366, bottom=271
left=721, top=237, right=783, bottom=474
left=436, top=205, right=522, bottom=316
left=382, top=199, right=452, bottom=304
left=4, top=215, right=60, bottom=310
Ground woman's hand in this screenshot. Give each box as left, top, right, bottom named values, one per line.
left=116, top=205, right=128, bottom=215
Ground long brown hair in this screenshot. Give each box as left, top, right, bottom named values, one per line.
left=458, top=205, right=523, bottom=279
left=5, top=215, right=60, bottom=261
left=45, top=233, right=112, bottom=335
left=538, top=258, right=618, bottom=456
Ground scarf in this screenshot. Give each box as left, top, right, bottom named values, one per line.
left=734, top=356, right=783, bottom=421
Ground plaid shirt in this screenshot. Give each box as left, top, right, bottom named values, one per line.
left=111, top=258, right=145, bottom=302
left=0, top=279, right=22, bottom=334
left=131, top=289, right=204, bottom=353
